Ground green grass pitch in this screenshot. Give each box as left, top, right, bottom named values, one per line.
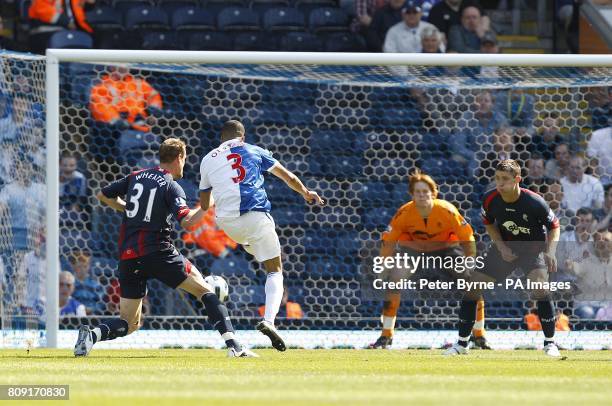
left=1, top=349, right=611, bottom=405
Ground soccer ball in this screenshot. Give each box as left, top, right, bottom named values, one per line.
left=203, top=275, right=229, bottom=302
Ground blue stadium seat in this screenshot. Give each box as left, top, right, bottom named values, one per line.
left=308, top=7, right=349, bottom=32
left=141, top=31, right=180, bottom=49
left=304, top=229, right=360, bottom=256
left=210, top=254, right=254, bottom=278
left=91, top=256, right=118, bottom=278
left=304, top=257, right=358, bottom=278
left=323, top=32, right=366, bottom=52
left=265, top=179, right=302, bottom=205
left=233, top=32, right=279, bottom=51
left=217, top=7, right=260, bottom=31
left=363, top=207, right=395, bottom=228
left=60, top=230, right=93, bottom=253
left=249, top=0, right=289, bottom=15
left=187, top=31, right=233, bottom=50
left=118, top=130, right=159, bottom=166
left=176, top=178, right=199, bottom=205
left=135, top=155, right=161, bottom=169
left=419, top=131, right=449, bottom=159
left=286, top=103, right=315, bottom=125
left=69, top=74, right=93, bottom=105
left=48, top=30, right=93, bottom=49
left=202, top=0, right=246, bottom=16
left=420, top=158, right=468, bottom=182
left=20, top=0, right=32, bottom=19
left=280, top=32, right=322, bottom=51
left=262, top=7, right=305, bottom=32
left=294, top=0, right=336, bottom=16
left=113, top=0, right=152, bottom=13
left=309, top=130, right=364, bottom=154
left=361, top=182, right=396, bottom=207
left=124, top=6, right=169, bottom=30
left=272, top=205, right=306, bottom=226
left=263, top=81, right=317, bottom=103
left=171, top=7, right=215, bottom=31
left=86, top=6, right=123, bottom=31
left=158, top=0, right=199, bottom=14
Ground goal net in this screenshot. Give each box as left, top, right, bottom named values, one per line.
left=2, top=50, right=611, bottom=350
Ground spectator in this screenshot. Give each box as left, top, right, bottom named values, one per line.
left=0, top=157, right=46, bottom=251
left=383, top=1, right=437, bottom=54
left=28, top=0, right=95, bottom=55
left=427, top=0, right=483, bottom=39
left=494, top=88, right=535, bottom=131
left=560, top=156, right=605, bottom=212
left=89, top=66, right=162, bottom=159
left=18, top=235, right=46, bottom=317
left=544, top=182, right=573, bottom=230
left=447, top=6, right=490, bottom=53
left=478, top=126, right=520, bottom=179
left=451, top=90, right=507, bottom=177
left=545, top=142, right=571, bottom=181
left=59, top=271, right=86, bottom=317
left=366, top=0, right=404, bottom=51
left=59, top=152, right=87, bottom=209
left=0, top=16, right=19, bottom=51
left=542, top=182, right=573, bottom=232
left=594, top=185, right=611, bottom=232
left=567, top=231, right=611, bottom=319
left=524, top=306, right=571, bottom=331
left=558, top=207, right=596, bottom=274
left=523, top=154, right=554, bottom=191
left=258, top=286, right=304, bottom=320
left=530, top=112, right=570, bottom=160
left=0, top=92, right=17, bottom=144
left=70, top=251, right=105, bottom=315
left=587, top=124, right=611, bottom=186
left=90, top=66, right=162, bottom=133
left=595, top=303, right=612, bottom=321
left=181, top=205, right=238, bottom=272
left=352, top=0, right=386, bottom=35
left=586, top=86, right=610, bottom=131
left=420, top=25, right=444, bottom=53
left=479, top=29, right=498, bottom=53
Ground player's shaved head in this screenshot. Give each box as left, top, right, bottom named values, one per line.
left=221, top=120, right=245, bottom=142
left=159, top=138, right=186, bottom=163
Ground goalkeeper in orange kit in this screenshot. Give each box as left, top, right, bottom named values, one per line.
left=368, top=170, right=490, bottom=349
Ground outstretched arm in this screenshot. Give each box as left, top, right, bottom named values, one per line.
left=96, top=191, right=126, bottom=213
left=180, top=190, right=214, bottom=229
left=270, top=163, right=324, bottom=205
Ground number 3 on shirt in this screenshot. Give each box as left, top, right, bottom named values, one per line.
left=227, top=153, right=246, bottom=183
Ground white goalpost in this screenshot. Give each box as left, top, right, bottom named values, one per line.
left=36, top=50, right=612, bottom=349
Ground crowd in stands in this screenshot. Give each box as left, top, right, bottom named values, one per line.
left=0, top=0, right=593, bottom=54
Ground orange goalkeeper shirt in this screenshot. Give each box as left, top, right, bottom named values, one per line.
left=381, top=199, right=475, bottom=252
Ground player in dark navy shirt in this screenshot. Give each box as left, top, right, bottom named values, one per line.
left=445, top=159, right=562, bottom=357
left=74, top=138, right=257, bottom=358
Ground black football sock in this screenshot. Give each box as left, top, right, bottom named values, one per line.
left=458, top=300, right=477, bottom=347
left=537, top=300, right=556, bottom=345
left=92, top=319, right=129, bottom=343
left=201, top=292, right=241, bottom=351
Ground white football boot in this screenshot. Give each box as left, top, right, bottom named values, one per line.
left=74, top=325, right=94, bottom=357
left=443, top=343, right=469, bottom=356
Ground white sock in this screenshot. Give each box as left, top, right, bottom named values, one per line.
left=264, top=272, right=283, bottom=325
left=92, top=327, right=101, bottom=343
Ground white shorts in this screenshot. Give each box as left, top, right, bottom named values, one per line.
left=216, top=211, right=281, bottom=262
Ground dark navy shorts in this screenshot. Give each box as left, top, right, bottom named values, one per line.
left=118, top=249, right=193, bottom=299
left=481, top=245, right=546, bottom=281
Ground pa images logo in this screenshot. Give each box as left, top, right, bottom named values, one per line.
left=502, top=221, right=530, bottom=236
